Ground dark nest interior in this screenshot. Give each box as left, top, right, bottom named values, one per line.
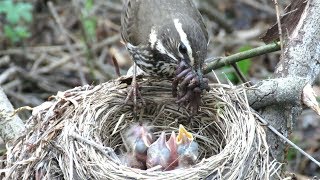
left=3, top=77, right=282, bottom=179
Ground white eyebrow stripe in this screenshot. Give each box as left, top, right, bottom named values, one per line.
left=149, top=27, right=157, bottom=49
left=150, top=26, right=177, bottom=62
left=156, top=41, right=178, bottom=61
left=173, top=19, right=194, bottom=66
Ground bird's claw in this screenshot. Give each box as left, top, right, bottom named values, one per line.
left=172, top=61, right=210, bottom=113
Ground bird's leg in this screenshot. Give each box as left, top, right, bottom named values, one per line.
left=189, top=87, right=201, bottom=113
left=201, top=77, right=210, bottom=92
left=125, top=62, right=146, bottom=114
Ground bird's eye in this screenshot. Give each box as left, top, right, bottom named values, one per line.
left=178, top=43, right=188, bottom=55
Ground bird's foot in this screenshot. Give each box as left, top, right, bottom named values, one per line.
left=172, top=61, right=210, bottom=113
left=125, top=78, right=146, bottom=115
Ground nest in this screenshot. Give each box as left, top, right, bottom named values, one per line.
left=3, top=77, right=281, bottom=179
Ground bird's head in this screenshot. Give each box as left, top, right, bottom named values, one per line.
left=125, top=123, right=153, bottom=154
left=149, top=16, right=208, bottom=76
left=133, top=126, right=153, bottom=154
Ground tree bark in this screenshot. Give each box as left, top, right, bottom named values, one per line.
left=261, top=0, right=320, bottom=166
left=0, top=87, right=25, bottom=143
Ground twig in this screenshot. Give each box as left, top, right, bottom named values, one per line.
left=273, top=0, right=284, bottom=51
left=0, top=67, right=18, bottom=85
left=230, top=63, right=252, bottom=86
left=0, top=45, right=84, bottom=55
left=47, top=1, right=88, bottom=85
left=242, top=0, right=275, bottom=14
left=253, top=112, right=320, bottom=167
left=204, top=42, right=281, bottom=74
left=69, top=132, right=121, bottom=164
left=112, top=56, right=121, bottom=77
left=71, top=0, right=97, bottom=70
left=36, top=34, right=120, bottom=74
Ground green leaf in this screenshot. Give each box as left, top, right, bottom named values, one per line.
left=0, top=1, right=32, bottom=43
left=14, top=26, right=31, bottom=38
left=83, top=18, right=97, bottom=40
left=4, top=25, right=19, bottom=42
left=236, top=45, right=252, bottom=76
left=0, top=0, right=12, bottom=13
left=16, top=2, right=33, bottom=22
left=4, top=25, right=30, bottom=43
left=222, top=67, right=237, bottom=83
left=237, top=59, right=251, bottom=76
left=7, top=12, right=20, bottom=24
left=0, top=0, right=33, bottom=24
left=85, top=0, right=94, bottom=10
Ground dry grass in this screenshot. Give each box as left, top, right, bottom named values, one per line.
left=2, top=77, right=281, bottom=179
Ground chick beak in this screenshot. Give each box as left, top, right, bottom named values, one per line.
left=166, top=131, right=179, bottom=170
left=177, top=124, right=193, bottom=145
left=158, top=131, right=167, bottom=146
left=146, top=131, right=171, bottom=169
left=141, top=129, right=152, bottom=148
left=167, top=131, right=177, bottom=150
left=176, top=125, right=199, bottom=168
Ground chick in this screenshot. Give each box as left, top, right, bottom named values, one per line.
left=146, top=132, right=170, bottom=170
left=166, top=131, right=179, bottom=170
left=123, top=123, right=153, bottom=169
left=176, top=124, right=199, bottom=168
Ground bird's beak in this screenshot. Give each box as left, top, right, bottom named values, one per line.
left=167, top=131, right=177, bottom=151
left=177, top=124, right=193, bottom=144
left=140, top=127, right=152, bottom=147
left=158, top=131, right=167, bottom=145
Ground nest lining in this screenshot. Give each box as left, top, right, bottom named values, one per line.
left=3, top=77, right=281, bottom=179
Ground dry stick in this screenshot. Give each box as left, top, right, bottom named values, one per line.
left=253, top=112, right=320, bottom=167
left=204, top=42, right=281, bottom=74
left=242, top=0, right=275, bottom=14
left=69, top=133, right=121, bottom=164
left=71, top=0, right=97, bottom=63
left=0, top=44, right=84, bottom=55
left=273, top=0, right=284, bottom=51
left=0, top=67, right=18, bottom=84
left=112, top=56, right=121, bottom=77
left=47, top=1, right=88, bottom=85
left=36, top=34, right=120, bottom=74
left=230, top=63, right=252, bottom=86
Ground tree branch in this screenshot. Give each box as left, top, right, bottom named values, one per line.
left=246, top=77, right=306, bottom=110
left=203, top=42, right=280, bottom=74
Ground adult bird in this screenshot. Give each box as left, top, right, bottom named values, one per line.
left=121, top=0, right=210, bottom=112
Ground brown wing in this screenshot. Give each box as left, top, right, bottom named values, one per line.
left=121, top=0, right=209, bottom=45
left=184, top=0, right=209, bottom=43
left=121, top=0, right=141, bottom=45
